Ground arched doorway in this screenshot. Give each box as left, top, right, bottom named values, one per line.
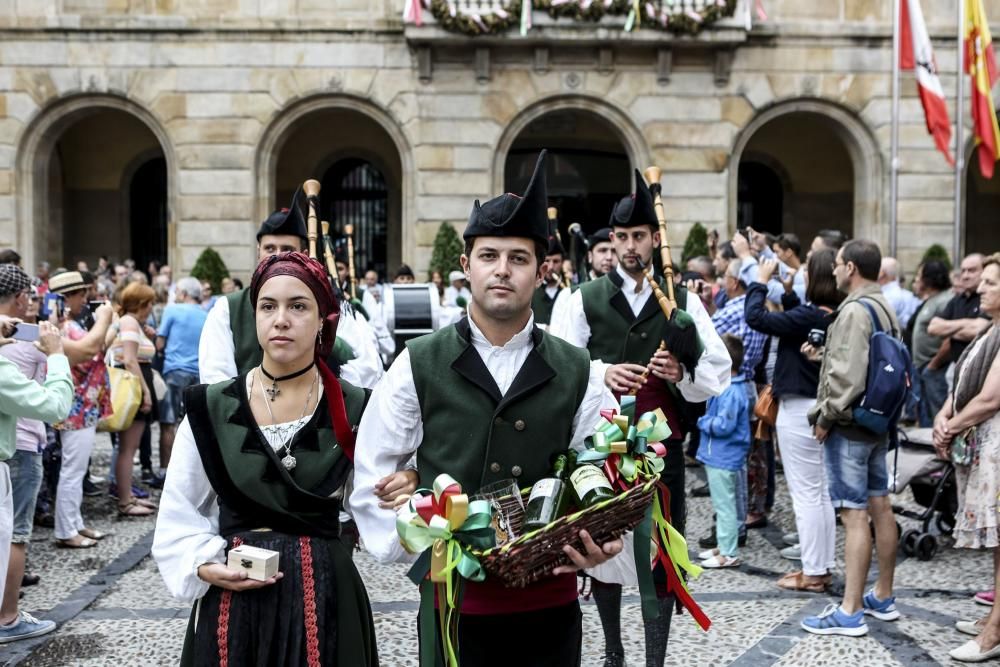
left=737, top=161, right=785, bottom=235
left=269, top=104, right=404, bottom=281
left=503, top=109, right=632, bottom=242
left=729, top=101, right=882, bottom=246
left=965, top=156, right=1000, bottom=255
left=17, top=97, right=174, bottom=272
left=736, top=112, right=853, bottom=242
left=322, top=158, right=389, bottom=277
left=129, top=157, right=168, bottom=275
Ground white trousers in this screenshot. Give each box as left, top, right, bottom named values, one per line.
left=0, top=462, right=11, bottom=605
left=55, top=426, right=96, bottom=540
left=776, top=396, right=836, bottom=576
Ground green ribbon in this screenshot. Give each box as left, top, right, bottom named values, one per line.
left=396, top=474, right=496, bottom=667
left=579, top=395, right=671, bottom=486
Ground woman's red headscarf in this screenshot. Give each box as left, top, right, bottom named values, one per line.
left=249, top=252, right=356, bottom=457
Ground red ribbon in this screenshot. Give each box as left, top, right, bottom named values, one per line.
left=652, top=483, right=711, bottom=631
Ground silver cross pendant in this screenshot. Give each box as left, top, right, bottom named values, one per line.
left=265, top=382, right=280, bottom=401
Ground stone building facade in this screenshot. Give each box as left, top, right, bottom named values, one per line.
left=1, top=0, right=998, bottom=280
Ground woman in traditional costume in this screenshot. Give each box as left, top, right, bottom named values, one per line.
left=153, top=252, right=379, bottom=666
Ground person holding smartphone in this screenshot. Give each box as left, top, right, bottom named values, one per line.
left=0, top=264, right=74, bottom=643
left=47, top=271, right=115, bottom=548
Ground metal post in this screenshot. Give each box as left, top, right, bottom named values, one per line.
left=890, top=0, right=901, bottom=257
left=954, top=0, right=966, bottom=263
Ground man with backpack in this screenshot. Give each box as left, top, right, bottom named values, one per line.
left=802, top=239, right=906, bottom=637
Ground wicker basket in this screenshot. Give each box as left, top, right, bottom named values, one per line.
left=472, top=475, right=657, bottom=588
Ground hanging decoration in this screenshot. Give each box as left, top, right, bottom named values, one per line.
left=405, top=0, right=740, bottom=37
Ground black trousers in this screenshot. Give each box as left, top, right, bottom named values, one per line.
left=426, top=601, right=582, bottom=667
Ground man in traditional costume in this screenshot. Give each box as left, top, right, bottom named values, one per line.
left=548, top=226, right=617, bottom=338
left=198, top=207, right=383, bottom=389
left=548, top=170, right=731, bottom=666
left=351, top=151, right=623, bottom=666
left=530, top=235, right=566, bottom=326
left=154, top=252, right=378, bottom=666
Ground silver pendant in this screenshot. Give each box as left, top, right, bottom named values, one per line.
left=281, top=453, right=297, bottom=471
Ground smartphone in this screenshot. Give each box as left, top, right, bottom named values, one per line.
left=42, top=292, right=64, bottom=320
left=87, top=300, right=104, bottom=314
left=11, top=323, right=39, bottom=342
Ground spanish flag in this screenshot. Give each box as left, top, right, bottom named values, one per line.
left=967, top=0, right=1000, bottom=178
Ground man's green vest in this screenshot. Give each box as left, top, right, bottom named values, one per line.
left=227, top=290, right=261, bottom=376
left=530, top=285, right=562, bottom=325
left=579, top=270, right=688, bottom=366
left=408, top=318, right=590, bottom=494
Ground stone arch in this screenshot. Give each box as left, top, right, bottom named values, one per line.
left=727, top=98, right=883, bottom=245
left=962, top=134, right=1000, bottom=257
left=254, top=94, right=414, bottom=273
left=492, top=94, right=651, bottom=196
left=15, top=93, right=177, bottom=272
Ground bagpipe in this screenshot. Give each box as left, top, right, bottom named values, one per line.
left=630, top=166, right=703, bottom=394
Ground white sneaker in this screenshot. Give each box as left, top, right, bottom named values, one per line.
left=697, top=548, right=719, bottom=561
left=782, top=531, right=799, bottom=546
left=780, top=544, right=801, bottom=561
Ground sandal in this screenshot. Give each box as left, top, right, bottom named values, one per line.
left=79, top=528, right=109, bottom=540
left=56, top=535, right=97, bottom=549
left=135, top=498, right=158, bottom=510
left=118, top=500, right=154, bottom=517
left=777, top=570, right=829, bottom=593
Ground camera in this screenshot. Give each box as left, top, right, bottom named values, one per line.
left=807, top=328, right=826, bottom=347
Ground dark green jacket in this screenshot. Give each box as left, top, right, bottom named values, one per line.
left=227, top=290, right=260, bottom=376
left=185, top=375, right=366, bottom=537
left=530, top=284, right=563, bottom=326
left=579, top=271, right=688, bottom=366
left=408, top=318, right=591, bottom=494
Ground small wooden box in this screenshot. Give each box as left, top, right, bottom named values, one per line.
left=226, top=545, right=279, bottom=582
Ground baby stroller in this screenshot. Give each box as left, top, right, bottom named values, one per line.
left=887, top=427, right=958, bottom=561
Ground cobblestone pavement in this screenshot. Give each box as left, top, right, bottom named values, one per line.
left=1, top=431, right=991, bottom=666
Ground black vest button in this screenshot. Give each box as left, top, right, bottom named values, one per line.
left=490, top=462, right=501, bottom=473
left=494, top=417, right=503, bottom=426
left=514, top=419, right=526, bottom=431
left=511, top=465, right=522, bottom=477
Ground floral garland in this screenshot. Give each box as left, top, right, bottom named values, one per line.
left=537, top=0, right=739, bottom=35
left=406, top=0, right=739, bottom=36
left=425, top=0, right=522, bottom=36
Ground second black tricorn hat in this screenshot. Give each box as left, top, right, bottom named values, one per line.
left=608, top=169, right=657, bottom=229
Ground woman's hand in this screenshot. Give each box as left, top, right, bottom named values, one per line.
left=140, top=389, right=152, bottom=414
left=197, top=563, right=283, bottom=591
left=780, top=268, right=797, bottom=294
left=932, top=408, right=954, bottom=456
left=375, top=469, right=419, bottom=509
left=800, top=342, right=823, bottom=362
left=758, top=259, right=779, bottom=284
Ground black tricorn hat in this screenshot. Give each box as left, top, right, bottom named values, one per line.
left=465, top=150, right=549, bottom=246
left=588, top=227, right=613, bottom=248
left=546, top=236, right=565, bottom=256
left=608, top=169, right=657, bottom=230
left=256, top=192, right=308, bottom=242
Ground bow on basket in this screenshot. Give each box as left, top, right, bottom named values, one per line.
left=581, top=395, right=711, bottom=631
left=397, top=474, right=495, bottom=667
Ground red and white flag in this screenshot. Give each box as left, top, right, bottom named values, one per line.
left=900, top=0, right=955, bottom=164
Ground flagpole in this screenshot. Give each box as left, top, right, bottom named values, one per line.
left=954, top=0, right=966, bottom=263
left=890, top=0, right=901, bottom=257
